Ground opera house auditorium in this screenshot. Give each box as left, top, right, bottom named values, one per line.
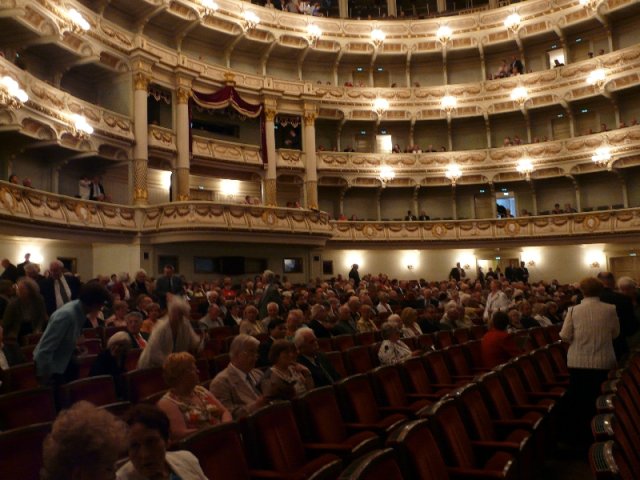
left=1, top=0, right=640, bottom=478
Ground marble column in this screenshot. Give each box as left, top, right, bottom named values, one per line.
left=264, top=108, right=277, bottom=206
left=133, top=72, right=150, bottom=205
left=175, top=86, right=190, bottom=201
left=303, top=111, right=318, bottom=209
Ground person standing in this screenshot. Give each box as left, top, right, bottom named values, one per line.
left=597, top=272, right=637, bottom=362
left=448, top=262, right=465, bottom=282
left=560, top=277, right=619, bottom=446
left=40, top=260, right=81, bottom=315
left=483, top=280, right=510, bottom=322
left=154, top=264, right=184, bottom=310
left=348, top=263, right=360, bottom=288
left=258, top=270, right=282, bottom=319
left=34, top=283, right=111, bottom=387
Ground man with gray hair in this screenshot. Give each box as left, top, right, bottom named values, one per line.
left=261, top=301, right=282, bottom=328
left=210, top=334, right=269, bottom=419
left=40, top=260, right=81, bottom=315
left=258, top=270, right=281, bottom=319
left=295, top=327, right=340, bottom=387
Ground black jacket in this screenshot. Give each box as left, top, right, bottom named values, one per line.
left=297, top=352, right=340, bottom=387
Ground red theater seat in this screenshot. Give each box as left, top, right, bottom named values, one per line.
left=122, top=367, right=166, bottom=403
left=338, top=448, right=404, bottom=480
left=0, top=422, right=51, bottom=480
left=58, top=375, right=118, bottom=409
left=399, top=357, right=451, bottom=399
left=0, top=387, right=56, bottom=430
left=344, top=346, right=375, bottom=375
left=332, top=334, right=356, bottom=352
left=368, top=366, right=432, bottom=417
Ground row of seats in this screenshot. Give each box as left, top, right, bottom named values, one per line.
left=172, top=344, right=568, bottom=479
left=589, top=352, right=640, bottom=479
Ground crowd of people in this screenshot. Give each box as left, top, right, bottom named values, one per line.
left=2, top=252, right=639, bottom=474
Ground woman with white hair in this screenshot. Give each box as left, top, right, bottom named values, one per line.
left=90, top=331, right=131, bottom=395
left=137, top=296, right=204, bottom=369
left=378, top=322, right=415, bottom=365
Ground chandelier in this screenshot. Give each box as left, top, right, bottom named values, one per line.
left=504, top=13, right=521, bottom=33
left=445, top=163, right=462, bottom=186
left=70, top=114, right=94, bottom=138
left=371, top=29, right=386, bottom=48
left=440, top=95, right=457, bottom=114
left=516, top=158, right=534, bottom=180
left=0, top=76, right=28, bottom=109
left=379, top=165, right=395, bottom=187
left=591, top=147, right=611, bottom=167
left=587, top=69, right=606, bottom=89
left=373, top=98, right=389, bottom=118
left=199, top=0, right=219, bottom=17
left=307, top=24, right=322, bottom=46
left=243, top=11, right=260, bottom=32
left=511, top=86, right=528, bottom=105
left=64, top=8, right=91, bottom=34
left=436, top=26, right=452, bottom=45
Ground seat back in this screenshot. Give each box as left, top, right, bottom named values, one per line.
left=177, top=422, right=250, bottom=479
left=125, top=349, right=143, bottom=371
left=434, top=330, right=455, bottom=349
left=317, top=337, right=333, bottom=352
left=58, top=375, right=117, bottom=409
left=453, top=383, right=497, bottom=441
left=369, top=366, right=409, bottom=408
left=245, top=401, right=308, bottom=472
left=338, top=448, right=404, bottom=480
left=531, top=350, right=560, bottom=385
left=465, top=340, right=483, bottom=368
left=386, top=419, right=450, bottom=480
left=356, top=332, right=376, bottom=346
left=546, top=343, right=568, bottom=375
left=344, top=346, right=375, bottom=375
left=589, top=441, right=637, bottom=480
left=425, top=397, right=478, bottom=468
left=517, top=356, right=545, bottom=392
left=444, top=345, right=472, bottom=377
left=470, top=325, right=486, bottom=340
left=415, top=334, right=434, bottom=351
left=212, top=353, right=231, bottom=375
left=0, top=422, right=52, bottom=480
left=400, top=357, right=435, bottom=395
left=453, top=329, right=471, bottom=344
left=77, top=354, right=98, bottom=379
left=422, top=351, right=454, bottom=384
left=293, top=386, right=348, bottom=443
left=529, top=328, right=548, bottom=348
left=335, top=375, right=382, bottom=424
left=546, top=327, right=561, bottom=343
left=0, top=362, right=38, bottom=393
left=332, top=334, right=356, bottom=352
left=77, top=338, right=103, bottom=356
left=324, top=351, right=348, bottom=379
left=0, top=387, right=56, bottom=430
left=122, top=367, right=166, bottom=403
left=498, top=363, right=532, bottom=405
left=476, top=371, right=516, bottom=420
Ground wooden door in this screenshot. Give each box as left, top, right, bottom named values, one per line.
left=610, top=256, right=640, bottom=282
left=474, top=195, right=494, bottom=218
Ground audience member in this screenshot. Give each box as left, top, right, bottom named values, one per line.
left=262, top=339, right=313, bottom=400
left=378, top=322, right=415, bottom=365
left=40, top=259, right=81, bottom=315
left=258, top=317, right=287, bottom=367
left=154, top=264, right=184, bottom=309
left=295, top=327, right=340, bottom=387
left=2, top=277, right=47, bottom=343
left=481, top=311, right=523, bottom=368
left=0, top=324, right=26, bottom=368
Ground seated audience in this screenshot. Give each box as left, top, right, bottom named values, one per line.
left=42, top=401, right=127, bottom=480
left=262, top=339, right=314, bottom=400
left=258, top=318, right=287, bottom=367
left=400, top=306, right=423, bottom=337
left=210, top=334, right=269, bottom=419
left=140, top=302, right=162, bottom=334
left=117, top=404, right=207, bottom=479
left=356, top=304, right=378, bottom=332
left=106, top=300, right=128, bottom=327
left=295, top=327, right=340, bottom=387
left=89, top=331, right=130, bottom=391
left=138, top=297, right=204, bottom=369
left=378, top=322, right=415, bottom=365
left=126, top=311, right=149, bottom=350
left=308, top=303, right=334, bottom=338
left=239, top=304, right=265, bottom=335
left=481, top=311, right=523, bottom=368
left=0, top=325, right=26, bottom=368
left=157, top=352, right=231, bottom=442
left=2, top=277, right=47, bottom=344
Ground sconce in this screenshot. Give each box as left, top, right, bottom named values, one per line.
left=440, top=95, right=457, bottom=115
left=63, top=8, right=91, bottom=35
left=307, top=24, right=322, bottom=47
left=373, top=97, right=389, bottom=118
left=445, top=163, right=462, bottom=186
left=436, top=25, right=452, bottom=46
left=242, top=10, right=260, bottom=32
left=407, top=264, right=414, bottom=271
left=590, top=261, right=600, bottom=269
left=579, top=0, right=601, bottom=11
left=587, top=68, right=607, bottom=89
left=511, top=86, right=528, bottom=105
left=371, top=28, right=386, bottom=48
left=527, top=260, right=536, bottom=267
left=199, top=0, right=219, bottom=17
left=70, top=114, right=94, bottom=138
left=463, top=264, right=471, bottom=270
left=0, top=76, right=28, bottom=109
left=504, top=13, right=521, bottom=34
left=379, top=165, right=395, bottom=187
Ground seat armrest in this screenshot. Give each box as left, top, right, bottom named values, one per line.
left=447, top=467, right=510, bottom=479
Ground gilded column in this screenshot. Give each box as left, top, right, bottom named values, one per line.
left=133, top=72, right=150, bottom=205
left=303, top=110, right=318, bottom=210
left=175, top=86, right=191, bottom=201
left=264, top=107, right=277, bottom=206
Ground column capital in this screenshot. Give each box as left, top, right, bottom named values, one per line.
left=133, top=72, right=151, bottom=92
left=303, top=112, right=317, bottom=126
left=265, top=108, right=277, bottom=122
left=176, top=87, right=191, bottom=105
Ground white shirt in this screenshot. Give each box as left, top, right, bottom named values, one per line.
left=483, top=290, right=510, bottom=320
left=378, top=340, right=412, bottom=365
left=54, top=275, right=72, bottom=309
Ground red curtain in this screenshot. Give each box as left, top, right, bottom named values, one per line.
left=190, top=86, right=266, bottom=163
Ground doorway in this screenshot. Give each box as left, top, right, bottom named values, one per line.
left=496, top=190, right=516, bottom=217
left=610, top=256, right=640, bottom=282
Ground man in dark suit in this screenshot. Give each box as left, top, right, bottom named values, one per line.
left=154, top=264, right=184, bottom=309
left=40, top=260, right=81, bottom=315
left=0, top=325, right=26, bottom=369
left=510, top=54, right=524, bottom=75
left=308, top=304, right=333, bottom=339
left=448, top=262, right=465, bottom=282
left=0, top=259, right=18, bottom=283
left=257, top=318, right=286, bottom=367
left=295, top=328, right=340, bottom=387
left=258, top=270, right=281, bottom=319
left=348, top=264, right=360, bottom=288
left=598, top=272, right=638, bottom=361
left=332, top=305, right=358, bottom=335
left=16, top=253, right=31, bottom=278
left=89, top=176, right=106, bottom=201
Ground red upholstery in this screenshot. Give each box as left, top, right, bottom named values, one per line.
left=415, top=334, right=434, bottom=350
left=465, top=340, right=484, bottom=369
left=0, top=422, right=51, bottom=479
left=325, top=351, right=348, bottom=379
left=368, top=366, right=432, bottom=417
left=293, top=386, right=379, bottom=460
left=425, top=397, right=516, bottom=478
left=531, top=349, right=569, bottom=386
left=515, top=356, right=566, bottom=398
left=453, top=383, right=534, bottom=480
left=332, top=334, right=356, bottom=352
left=22, top=332, right=43, bottom=346
left=104, top=325, right=127, bottom=342
left=244, top=401, right=343, bottom=479
left=470, top=325, right=487, bottom=340
left=355, top=332, right=376, bottom=346
left=344, top=346, right=375, bottom=375
left=212, top=353, right=231, bottom=375
left=0, top=387, right=56, bottom=430
left=444, top=345, right=480, bottom=377
left=177, top=423, right=251, bottom=479
left=208, top=326, right=235, bottom=353
left=0, top=362, right=38, bottom=393
left=334, top=374, right=407, bottom=436
left=496, top=364, right=556, bottom=415
left=434, top=330, right=455, bottom=349
left=399, top=357, right=450, bottom=399
left=20, top=345, right=35, bottom=362
left=338, top=448, right=404, bottom=480
left=122, top=367, right=166, bottom=403
left=317, top=337, right=332, bottom=353
left=546, top=343, right=569, bottom=376
left=77, top=354, right=98, bottom=379
left=58, top=375, right=118, bottom=409
left=528, top=328, right=548, bottom=348
left=125, top=349, right=142, bottom=371
left=81, top=327, right=102, bottom=340
left=453, top=329, right=471, bottom=345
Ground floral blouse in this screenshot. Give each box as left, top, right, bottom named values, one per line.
left=163, top=385, right=225, bottom=430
